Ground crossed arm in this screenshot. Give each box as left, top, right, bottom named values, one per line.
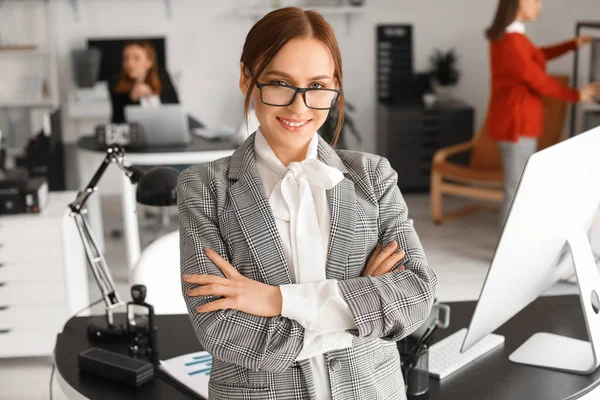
left=178, top=157, right=437, bottom=373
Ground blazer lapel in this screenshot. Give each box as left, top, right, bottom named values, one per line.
left=228, top=133, right=292, bottom=286
left=317, top=138, right=356, bottom=281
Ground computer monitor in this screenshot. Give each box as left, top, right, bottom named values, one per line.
left=461, top=126, right=600, bottom=374
left=87, top=37, right=166, bottom=82
left=124, top=105, right=190, bottom=148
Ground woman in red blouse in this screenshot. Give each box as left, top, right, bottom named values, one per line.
left=485, top=0, right=600, bottom=227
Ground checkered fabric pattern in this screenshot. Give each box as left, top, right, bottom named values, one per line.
left=178, top=132, right=438, bottom=399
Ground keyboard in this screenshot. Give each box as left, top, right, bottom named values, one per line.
left=429, top=328, right=505, bottom=380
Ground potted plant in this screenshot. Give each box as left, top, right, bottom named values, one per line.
left=318, top=101, right=362, bottom=149
left=428, top=48, right=460, bottom=101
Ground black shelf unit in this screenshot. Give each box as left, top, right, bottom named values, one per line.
left=376, top=24, right=413, bottom=104
left=377, top=100, right=474, bottom=193
left=569, top=21, right=600, bottom=137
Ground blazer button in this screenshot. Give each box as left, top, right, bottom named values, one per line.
left=330, top=359, right=342, bottom=372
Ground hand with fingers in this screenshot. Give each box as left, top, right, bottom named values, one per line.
left=361, top=240, right=406, bottom=277
left=130, top=82, right=154, bottom=102
left=576, top=35, right=595, bottom=49
left=183, top=248, right=283, bottom=318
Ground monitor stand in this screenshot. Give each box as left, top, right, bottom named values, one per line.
left=509, top=230, right=600, bottom=374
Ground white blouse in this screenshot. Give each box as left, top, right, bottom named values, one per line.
left=506, top=20, right=526, bottom=34
left=140, top=94, right=161, bottom=108
left=254, top=129, right=356, bottom=400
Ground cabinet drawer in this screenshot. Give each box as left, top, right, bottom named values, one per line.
left=385, top=121, right=443, bottom=140
left=386, top=130, right=431, bottom=147
left=0, top=305, right=68, bottom=330
left=386, top=151, right=434, bottom=166
left=0, top=328, right=59, bottom=357
left=0, top=224, right=61, bottom=243
left=0, top=241, right=63, bottom=263
left=0, top=282, right=66, bottom=306
left=397, top=174, right=431, bottom=190
left=386, top=108, right=447, bottom=124
left=0, top=261, right=64, bottom=282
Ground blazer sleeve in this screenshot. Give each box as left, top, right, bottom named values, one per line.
left=539, top=39, right=577, bottom=61
left=159, top=69, right=180, bottom=104
left=508, top=36, right=580, bottom=102
left=178, top=166, right=305, bottom=374
left=337, top=156, right=438, bottom=342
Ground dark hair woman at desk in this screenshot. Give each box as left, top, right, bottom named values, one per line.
left=485, top=0, right=600, bottom=228
left=178, top=7, right=437, bottom=400
left=109, top=40, right=179, bottom=123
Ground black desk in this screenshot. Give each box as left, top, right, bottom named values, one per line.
left=77, top=134, right=240, bottom=154
left=55, top=295, right=600, bottom=400
left=55, top=314, right=204, bottom=399
left=409, top=295, right=600, bottom=400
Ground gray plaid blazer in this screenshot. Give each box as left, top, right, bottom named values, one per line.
left=178, top=132, right=437, bottom=399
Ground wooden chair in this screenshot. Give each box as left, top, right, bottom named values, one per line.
left=430, top=75, right=570, bottom=224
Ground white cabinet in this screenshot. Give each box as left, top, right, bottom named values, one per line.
left=0, top=192, right=89, bottom=358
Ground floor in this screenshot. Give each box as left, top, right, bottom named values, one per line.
left=0, top=194, right=579, bottom=400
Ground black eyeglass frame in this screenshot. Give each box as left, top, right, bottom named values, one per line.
left=249, top=71, right=343, bottom=111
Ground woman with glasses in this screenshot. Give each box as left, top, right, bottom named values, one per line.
left=178, top=7, right=437, bottom=400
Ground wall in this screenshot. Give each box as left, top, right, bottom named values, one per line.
left=2, top=0, right=599, bottom=191
left=52, top=0, right=599, bottom=148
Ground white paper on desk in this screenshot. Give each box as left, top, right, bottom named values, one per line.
left=192, top=127, right=233, bottom=140
left=159, top=351, right=212, bottom=398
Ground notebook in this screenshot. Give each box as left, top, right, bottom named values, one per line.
left=159, top=351, right=212, bottom=398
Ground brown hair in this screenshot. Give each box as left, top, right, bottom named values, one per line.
left=113, top=40, right=162, bottom=95
left=485, top=0, right=520, bottom=41
left=240, top=7, right=344, bottom=146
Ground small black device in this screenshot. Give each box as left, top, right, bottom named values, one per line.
left=127, top=284, right=158, bottom=364
left=78, top=347, right=154, bottom=387
left=87, top=311, right=127, bottom=343
left=95, top=123, right=144, bottom=147
left=17, top=108, right=66, bottom=191
left=0, top=172, right=49, bottom=215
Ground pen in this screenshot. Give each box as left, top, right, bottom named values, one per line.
left=411, top=327, right=431, bottom=354
left=422, top=325, right=439, bottom=348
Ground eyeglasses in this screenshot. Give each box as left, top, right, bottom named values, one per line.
left=251, top=74, right=342, bottom=110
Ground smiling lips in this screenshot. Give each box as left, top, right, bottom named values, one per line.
left=277, top=117, right=311, bottom=132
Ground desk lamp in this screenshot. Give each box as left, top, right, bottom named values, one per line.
left=68, top=144, right=180, bottom=342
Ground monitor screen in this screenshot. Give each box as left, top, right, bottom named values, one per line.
left=87, top=37, right=166, bottom=82
left=461, top=125, right=600, bottom=373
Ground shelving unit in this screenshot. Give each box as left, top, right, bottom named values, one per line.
left=569, top=21, right=600, bottom=137
left=0, top=49, right=51, bottom=58
left=0, top=99, right=56, bottom=108
left=0, top=0, right=59, bottom=153
left=581, top=102, right=600, bottom=112
left=237, top=5, right=364, bottom=17
left=68, top=0, right=173, bottom=20
left=377, top=100, right=474, bottom=192
left=235, top=4, right=367, bottom=33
